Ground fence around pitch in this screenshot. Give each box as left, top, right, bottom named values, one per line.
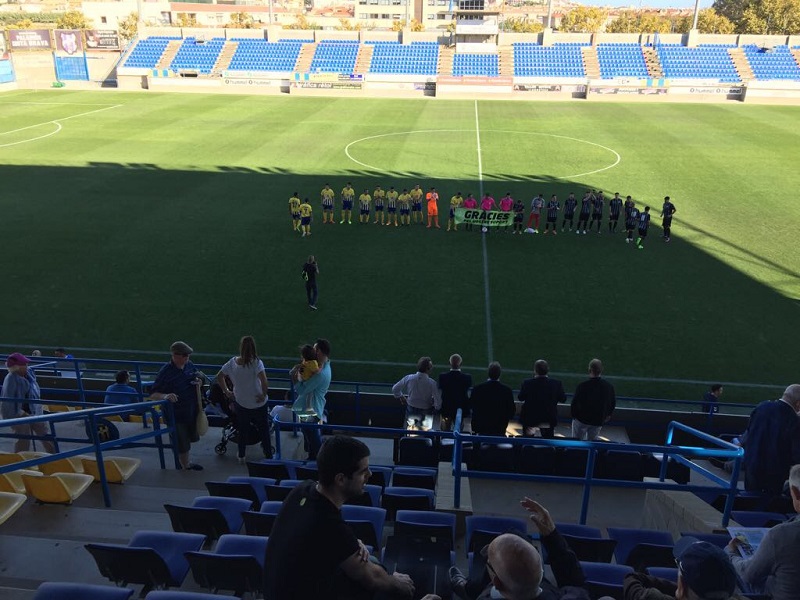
left=0, top=398, right=178, bottom=507
left=272, top=410, right=743, bottom=526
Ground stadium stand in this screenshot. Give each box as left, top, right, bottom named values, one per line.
left=367, top=41, right=439, bottom=75
left=227, top=39, right=304, bottom=73
left=742, top=45, right=800, bottom=80
left=169, top=38, right=225, bottom=75
left=123, top=37, right=179, bottom=69
left=452, top=52, right=499, bottom=77
left=513, top=42, right=586, bottom=77
left=597, top=43, right=649, bottom=79
left=309, top=39, right=360, bottom=73
left=656, top=44, right=740, bottom=82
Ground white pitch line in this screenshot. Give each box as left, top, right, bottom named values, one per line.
left=0, top=104, right=122, bottom=137
left=0, top=102, right=120, bottom=106
left=475, top=100, right=494, bottom=363
left=0, top=123, right=61, bottom=148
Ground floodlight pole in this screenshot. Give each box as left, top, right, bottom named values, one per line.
left=269, top=0, right=274, bottom=26
left=137, top=0, right=144, bottom=25
left=691, top=0, right=700, bottom=30
left=546, top=0, right=553, bottom=29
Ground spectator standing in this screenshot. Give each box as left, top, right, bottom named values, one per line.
left=519, top=360, right=566, bottom=439
left=701, top=384, right=723, bottom=414
left=264, top=435, right=423, bottom=600
left=216, top=335, right=271, bottom=463
left=623, top=538, right=737, bottom=600
left=150, top=341, right=204, bottom=471
left=104, top=370, right=139, bottom=406
left=570, top=359, right=616, bottom=441
left=291, top=338, right=332, bottom=460
left=302, top=255, right=319, bottom=310
left=392, top=357, right=441, bottom=430
left=438, top=353, right=472, bottom=432
left=726, top=464, right=800, bottom=600
left=741, top=384, right=800, bottom=495
left=1, top=353, right=55, bottom=453
left=470, top=362, right=515, bottom=437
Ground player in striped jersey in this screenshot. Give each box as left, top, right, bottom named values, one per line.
left=625, top=202, right=639, bottom=243
left=512, top=196, right=525, bottom=234
left=544, top=195, right=560, bottom=235
left=373, top=185, right=385, bottom=225
left=358, top=189, right=371, bottom=224
left=448, top=192, right=463, bottom=232
left=660, top=196, right=676, bottom=242
left=398, top=189, right=412, bottom=225
left=299, top=198, right=313, bottom=237
left=636, top=206, right=651, bottom=249
left=577, top=191, right=592, bottom=234
left=288, top=192, right=301, bottom=231
left=340, top=183, right=355, bottom=224
left=385, top=186, right=399, bottom=227
left=590, top=190, right=604, bottom=234
left=410, top=185, right=424, bottom=224
left=320, top=184, right=335, bottom=224
left=608, top=192, right=623, bottom=233
left=562, top=193, right=577, bottom=232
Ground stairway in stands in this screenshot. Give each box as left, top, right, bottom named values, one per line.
left=293, top=42, right=317, bottom=72
left=213, top=41, right=238, bottom=75
left=156, top=40, right=183, bottom=71
left=355, top=43, right=374, bottom=74
left=581, top=46, right=600, bottom=78
left=498, top=46, right=514, bottom=77
left=438, top=47, right=455, bottom=76
left=728, top=47, right=754, bottom=81
left=642, top=47, right=663, bottom=79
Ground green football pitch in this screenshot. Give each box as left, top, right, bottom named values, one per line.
left=1, top=89, right=798, bottom=403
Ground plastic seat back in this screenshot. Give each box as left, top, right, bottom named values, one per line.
left=33, top=581, right=134, bottom=599
left=205, top=481, right=259, bottom=509
left=0, top=491, right=26, bottom=525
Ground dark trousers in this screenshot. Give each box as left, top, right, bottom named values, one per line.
left=305, top=281, right=318, bottom=306
left=234, top=404, right=272, bottom=459
left=303, top=416, right=323, bottom=460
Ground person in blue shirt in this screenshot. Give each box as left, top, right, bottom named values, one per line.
left=290, top=338, right=332, bottom=460
left=104, top=370, right=139, bottom=418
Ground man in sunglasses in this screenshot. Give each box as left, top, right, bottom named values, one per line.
left=624, top=537, right=736, bottom=600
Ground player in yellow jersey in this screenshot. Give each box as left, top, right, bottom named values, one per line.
left=288, top=192, right=301, bottom=231
left=410, top=185, right=424, bottom=224
left=340, top=183, right=355, bottom=224
left=385, top=186, right=399, bottom=227
left=373, top=185, right=386, bottom=225
left=320, top=184, right=335, bottom=224
left=358, top=189, right=372, bottom=224
left=448, top=191, right=464, bottom=232
left=398, top=189, right=412, bottom=226
left=299, top=198, right=313, bottom=237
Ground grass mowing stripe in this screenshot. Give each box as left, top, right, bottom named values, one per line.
left=475, top=99, right=494, bottom=362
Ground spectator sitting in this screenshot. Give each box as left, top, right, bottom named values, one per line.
left=54, top=347, right=77, bottom=378
left=450, top=498, right=589, bottom=599
left=725, top=464, right=800, bottom=600
left=623, top=537, right=736, bottom=600
left=104, top=370, right=139, bottom=406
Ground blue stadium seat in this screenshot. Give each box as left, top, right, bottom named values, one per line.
left=33, top=582, right=134, bottom=600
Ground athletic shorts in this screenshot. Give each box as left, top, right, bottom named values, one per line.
left=375, top=204, right=384, bottom=211
left=301, top=217, right=311, bottom=225
left=323, top=203, right=333, bottom=211
left=547, top=217, right=557, bottom=223
left=638, top=229, right=648, bottom=238
left=292, top=212, right=300, bottom=220
left=610, top=215, right=619, bottom=221
left=412, top=203, right=421, bottom=212
left=514, top=215, right=523, bottom=223
left=663, top=217, right=673, bottom=227
left=400, top=208, right=410, bottom=215
left=428, top=207, right=438, bottom=216
left=564, top=213, right=575, bottom=220
left=343, top=200, right=353, bottom=210
left=592, top=214, right=602, bottom=220
left=360, top=209, right=369, bottom=215
left=580, top=213, right=590, bottom=219
left=388, top=207, right=397, bottom=213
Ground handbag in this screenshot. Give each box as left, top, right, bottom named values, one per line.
left=196, top=384, right=209, bottom=437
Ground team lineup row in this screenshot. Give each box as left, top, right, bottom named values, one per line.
left=287, top=185, right=678, bottom=247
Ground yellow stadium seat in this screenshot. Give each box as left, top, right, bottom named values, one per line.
left=17, top=451, right=84, bottom=475
left=0, top=470, right=42, bottom=494
left=0, top=452, right=24, bottom=467
left=22, top=473, right=94, bottom=504
left=106, top=415, right=124, bottom=422
left=0, top=492, right=26, bottom=525
left=81, top=457, right=141, bottom=484
left=46, top=404, right=73, bottom=413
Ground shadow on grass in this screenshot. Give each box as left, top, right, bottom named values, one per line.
left=0, top=162, right=796, bottom=401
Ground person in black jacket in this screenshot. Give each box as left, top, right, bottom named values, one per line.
left=519, top=360, right=566, bottom=439
left=450, top=498, right=589, bottom=600
left=470, top=362, right=516, bottom=437
left=438, top=353, right=472, bottom=431
left=570, top=358, right=615, bottom=441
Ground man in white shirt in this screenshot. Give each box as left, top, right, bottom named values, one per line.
left=392, top=357, right=441, bottom=430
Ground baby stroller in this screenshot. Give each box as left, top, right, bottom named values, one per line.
left=207, top=379, right=274, bottom=457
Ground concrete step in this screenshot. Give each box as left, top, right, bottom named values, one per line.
left=0, top=585, right=36, bottom=600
